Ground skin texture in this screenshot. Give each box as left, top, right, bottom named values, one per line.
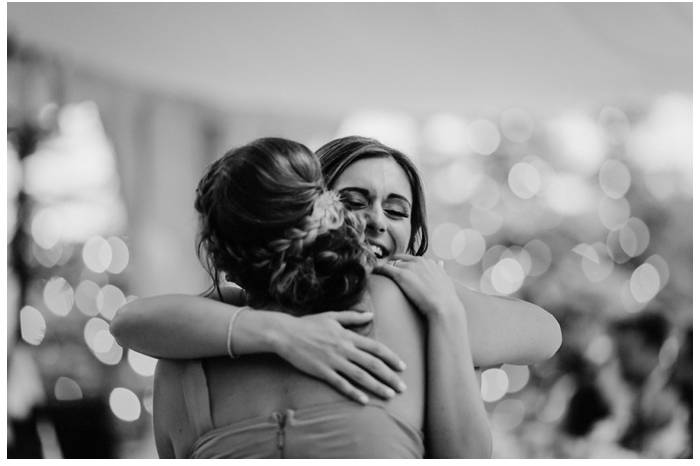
left=333, top=157, right=412, bottom=262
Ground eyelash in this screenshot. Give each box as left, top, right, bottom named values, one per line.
left=343, top=200, right=409, bottom=219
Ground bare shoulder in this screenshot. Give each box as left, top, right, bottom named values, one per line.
left=366, top=273, right=410, bottom=305
left=365, top=273, right=423, bottom=331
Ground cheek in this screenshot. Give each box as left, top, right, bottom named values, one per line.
left=392, top=222, right=412, bottom=252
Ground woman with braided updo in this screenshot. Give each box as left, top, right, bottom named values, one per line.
left=144, top=137, right=490, bottom=458
left=193, top=138, right=371, bottom=315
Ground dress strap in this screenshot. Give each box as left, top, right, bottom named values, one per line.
left=181, top=360, right=214, bottom=437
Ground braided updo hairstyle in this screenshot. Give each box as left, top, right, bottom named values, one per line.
left=195, top=137, right=374, bottom=314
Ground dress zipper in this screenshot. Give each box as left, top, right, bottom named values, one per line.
left=275, top=411, right=288, bottom=458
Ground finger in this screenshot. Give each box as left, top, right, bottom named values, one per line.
left=326, top=310, right=374, bottom=326
left=324, top=370, right=370, bottom=405
left=348, top=348, right=407, bottom=395
left=390, top=254, right=419, bottom=262
left=351, top=333, right=407, bottom=371
left=373, top=263, right=403, bottom=280
left=336, top=361, right=397, bottom=400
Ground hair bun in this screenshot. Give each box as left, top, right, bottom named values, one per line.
left=267, top=222, right=374, bottom=313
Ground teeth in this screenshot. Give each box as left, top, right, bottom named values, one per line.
left=369, top=244, right=384, bottom=258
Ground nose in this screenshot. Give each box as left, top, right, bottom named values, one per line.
left=364, top=203, right=387, bottom=234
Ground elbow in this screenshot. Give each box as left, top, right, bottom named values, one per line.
left=543, top=309, right=562, bottom=360
left=535, top=306, right=562, bottom=361
left=109, top=301, right=137, bottom=347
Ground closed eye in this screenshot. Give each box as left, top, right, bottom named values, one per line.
left=386, top=209, right=409, bottom=218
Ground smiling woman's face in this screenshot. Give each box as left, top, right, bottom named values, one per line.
left=331, top=157, right=412, bottom=262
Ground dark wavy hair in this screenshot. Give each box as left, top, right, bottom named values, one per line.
left=317, top=136, right=429, bottom=256
left=195, top=137, right=374, bottom=314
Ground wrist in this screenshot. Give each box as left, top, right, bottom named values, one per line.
left=260, top=311, right=296, bottom=355
left=426, top=294, right=464, bottom=323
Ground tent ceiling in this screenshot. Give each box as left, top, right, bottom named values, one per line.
left=8, top=3, right=692, bottom=117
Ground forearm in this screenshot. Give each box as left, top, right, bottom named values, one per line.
left=425, top=301, right=492, bottom=458
left=111, top=294, right=287, bottom=358
left=454, top=280, right=562, bottom=367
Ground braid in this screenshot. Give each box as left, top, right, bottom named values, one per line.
left=195, top=137, right=373, bottom=314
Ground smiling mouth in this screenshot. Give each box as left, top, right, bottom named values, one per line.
left=368, top=243, right=389, bottom=259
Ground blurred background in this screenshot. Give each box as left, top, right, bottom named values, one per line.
left=6, top=2, right=692, bottom=459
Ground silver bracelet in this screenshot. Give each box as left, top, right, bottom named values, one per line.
left=226, top=307, right=247, bottom=359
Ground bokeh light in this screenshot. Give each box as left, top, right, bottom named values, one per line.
left=106, top=236, right=130, bottom=274
left=585, top=334, right=614, bottom=365
left=433, top=161, right=483, bottom=205
left=75, top=280, right=101, bottom=316
left=547, top=113, right=606, bottom=174
left=127, top=350, right=158, bottom=377
left=508, top=162, right=542, bottom=199
left=545, top=173, right=594, bottom=216
left=537, top=376, right=574, bottom=423
left=500, top=107, right=535, bottom=143
left=492, top=398, right=527, bottom=432
left=109, top=387, right=141, bottom=422
left=43, top=277, right=75, bottom=316
left=93, top=335, right=123, bottom=365
left=97, top=284, right=127, bottom=320
left=467, top=119, right=501, bottom=155
left=482, top=245, right=508, bottom=270
left=20, top=305, right=46, bottom=346
left=54, top=376, right=83, bottom=401
left=470, top=207, right=503, bottom=236
left=626, top=93, right=691, bottom=189
left=32, top=242, right=63, bottom=268
left=598, top=159, right=631, bottom=199
left=30, top=208, right=63, bottom=249
left=481, top=368, right=509, bottom=403
left=629, top=263, right=661, bottom=303
left=598, top=106, right=631, bottom=145
left=142, top=391, right=154, bottom=415
left=453, top=228, right=486, bottom=266
left=606, top=229, right=630, bottom=264
left=503, top=364, right=530, bottom=393
left=598, top=197, right=631, bottom=230
left=490, top=258, right=525, bottom=295
left=646, top=254, right=670, bottom=288
left=84, top=317, right=124, bottom=364
left=82, top=236, right=112, bottom=273
left=507, top=246, right=532, bottom=276
left=575, top=243, right=614, bottom=282
left=423, top=113, right=471, bottom=157
left=431, top=222, right=462, bottom=260
left=471, top=176, right=501, bottom=210
left=618, top=217, right=650, bottom=257
left=93, top=329, right=115, bottom=353
left=523, top=239, right=552, bottom=276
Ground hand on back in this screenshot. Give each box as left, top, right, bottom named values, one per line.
left=274, top=310, right=407, bottom=404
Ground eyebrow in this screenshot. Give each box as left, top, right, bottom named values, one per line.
left=338, top=187, right=412, bottom=207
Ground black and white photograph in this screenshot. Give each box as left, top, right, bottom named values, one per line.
left=6, top=2, right=693, bottom=459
